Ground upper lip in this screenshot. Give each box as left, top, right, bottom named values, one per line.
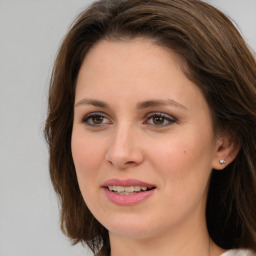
left=102, top=178, right=156, bottom=188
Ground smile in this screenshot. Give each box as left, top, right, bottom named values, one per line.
left=103, top=179, right=156, bottom=205
left=107, top=185, right=149, bottom=194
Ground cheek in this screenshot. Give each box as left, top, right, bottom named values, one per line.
left=148, top=127, right=215, bottom=193
left=149, top=135, right=211, bottom=173
left=71, top=131, right=104, bottom=172
left=71, top=132, right=106, bottom=211
left=71, top=131, right=107, bottom=198
left=149, top=138, right=213, bottom=218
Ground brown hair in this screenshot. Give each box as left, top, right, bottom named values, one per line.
left=44, top=0, right=256, bottom=255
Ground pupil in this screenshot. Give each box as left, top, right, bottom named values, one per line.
left=93, top=116, right=103, bottom=124
left=153, top=116, right=164, bottom=125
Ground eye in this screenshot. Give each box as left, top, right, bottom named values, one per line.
left=81, top=112, right=111, bottom=127
left=145, top=113, right=176, bottom=127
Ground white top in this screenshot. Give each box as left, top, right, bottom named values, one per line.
left=221, top=249, right=256, bottom=256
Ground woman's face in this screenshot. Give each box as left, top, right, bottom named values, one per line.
left=72, top=38, right=221, bottom=239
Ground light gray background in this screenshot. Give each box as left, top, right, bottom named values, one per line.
left=0, top=1, right=255, bottom=256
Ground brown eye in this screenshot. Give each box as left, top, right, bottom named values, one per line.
left=81, top=112, right=111, bottom=127
left=92, top=115, right=104, bottom=124
left=152, top=116, right=165, bottom=125
left=145, top=113, right=176, bottom=127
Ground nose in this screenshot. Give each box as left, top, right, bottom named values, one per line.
left=105, top=124, right=144, bottom=169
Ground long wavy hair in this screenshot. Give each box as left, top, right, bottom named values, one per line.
left=44, top=0, right=256, bottom=255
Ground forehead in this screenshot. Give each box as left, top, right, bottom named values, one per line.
left=75, top=38, right=206, bottom=111
left=82, top=37, right=182, bottom=67
left=77, top=38, right=185, bottom=91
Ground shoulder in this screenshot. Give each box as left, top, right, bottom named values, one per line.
left=221, top=249, right=256, bottom=256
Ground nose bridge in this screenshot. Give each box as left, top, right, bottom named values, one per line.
left=111, top=122, right=137, bottom=156
left=106, top=121, right=143, bottom=168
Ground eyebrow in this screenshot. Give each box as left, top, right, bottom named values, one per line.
left=75, top=98, right=187, bottom=110
left=137, top=99, right=187, bottom=110
left=75, top=98, right=109, bottom=108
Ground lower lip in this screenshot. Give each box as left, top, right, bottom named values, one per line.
left=103, top=188, right=155, bottom=206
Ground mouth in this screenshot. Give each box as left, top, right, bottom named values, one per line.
left=107, top=185, right=155, bottom=195
left=102, top=179, right=156, bottom=205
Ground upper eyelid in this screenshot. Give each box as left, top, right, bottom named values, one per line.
left=82, top=111, right=109, bottom=119
left=145, top=112, right=176, bottom=120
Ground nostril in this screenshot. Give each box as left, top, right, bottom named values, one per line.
left=124, top=161, right=138, bottom=166
left=126, top=161, right=135, bottom=164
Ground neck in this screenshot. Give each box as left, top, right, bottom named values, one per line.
left=110, top=232, right=224, bottom=256
left=109, top=212, right=225, bottom=256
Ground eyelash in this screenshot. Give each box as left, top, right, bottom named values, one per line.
left=80, top=112, right=176, bottom=128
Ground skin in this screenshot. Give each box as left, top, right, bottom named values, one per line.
left=71, top=38, right=236, bottom=256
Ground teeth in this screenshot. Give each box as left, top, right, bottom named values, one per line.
left=108, top=185, right=114, bottom=191
left=125, top=186, right=133, bottom=193
left=134, top=186, right=141, bottom=192
left=107, top=185, right=149, bottom=193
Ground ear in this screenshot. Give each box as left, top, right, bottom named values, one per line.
left=212, top=134, right=240, bottom=170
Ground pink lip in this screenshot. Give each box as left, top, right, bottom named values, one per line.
left=102, top=179, right=156, bottom=206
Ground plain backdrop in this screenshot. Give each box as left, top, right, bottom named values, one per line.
left=0, top=1, right=255, bottom=256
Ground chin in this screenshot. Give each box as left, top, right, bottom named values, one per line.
left=109, top=226, right=154, bottom=239
left=101, top=214, right=159, bottom=239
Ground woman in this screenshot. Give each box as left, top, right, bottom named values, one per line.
left=44, top=0, right=256, bottom=255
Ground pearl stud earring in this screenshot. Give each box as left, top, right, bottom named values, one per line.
left=219, top=159, right=226, bottom=164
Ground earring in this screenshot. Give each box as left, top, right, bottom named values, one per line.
left=219, top=159, right=226, bottom=164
